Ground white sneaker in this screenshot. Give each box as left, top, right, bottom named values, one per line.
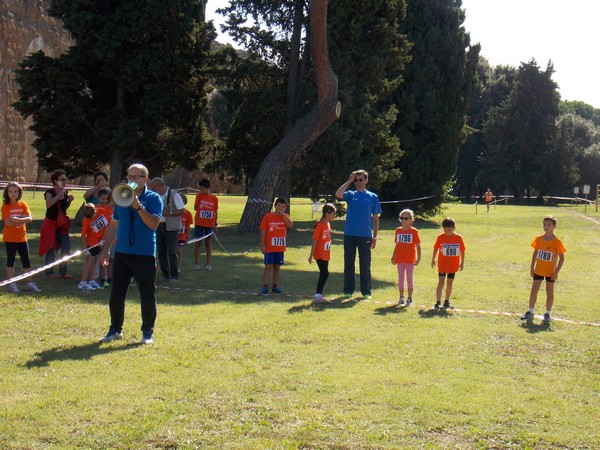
left=26, top=282, right=42, bottom=293
left=205, top=264, right=212, bottom=271
left=193, top=264, right=200, bottom=271
left=78, top=281, right=95, bottom=291
left=8, top=283, right=20, bottom=293
left=313, top=294, right=331, bottom=304
left=87, top=280, right=103, bottom=289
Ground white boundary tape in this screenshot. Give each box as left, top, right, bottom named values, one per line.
left=150, top=284, right=600, bottom=328
left=0, top=241, right=104, bottom=287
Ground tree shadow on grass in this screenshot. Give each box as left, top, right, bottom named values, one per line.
left=287, top=297, right=358, bottom=314
left=24, top=341, right=141, bottom=368
left=417, top=308, right=452, bottom=319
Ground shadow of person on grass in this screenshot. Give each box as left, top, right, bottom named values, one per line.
left=417, top=308, right=452, bottom=319
left=521, top=320, right=552, bottom=334
left=287, top=297, right=358, bottom=314
left=374, top=304, right=406, bottom=316
left=24, top=341, right=141, bottom=368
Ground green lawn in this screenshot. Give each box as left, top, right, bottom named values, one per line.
left=1, top=195, right=599, bottom=448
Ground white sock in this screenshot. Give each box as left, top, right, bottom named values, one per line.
left=529, top=308, right=534, bottom=313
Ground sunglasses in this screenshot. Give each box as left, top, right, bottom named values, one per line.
left=354, top=178, right=365, bottom=182
left=400, top=216, right=411, bottom=220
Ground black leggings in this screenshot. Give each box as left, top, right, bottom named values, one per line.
left=316, top=259, right=329, bottom=294
left=5, top=242, right=31, bottom=268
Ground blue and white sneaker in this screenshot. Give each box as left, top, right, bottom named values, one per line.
left=88, top=280, right=103, bottom=290
left=543, top=313, right=551, bottom=324
left=272, top=287, right=283, bottom=294
left=521, top=311, right=533, bottom=321
left=140, top=331, right=154, bottom=344
left=100, top=327, right=123, bottom=342
left=260, top=287, right=269, bottom=295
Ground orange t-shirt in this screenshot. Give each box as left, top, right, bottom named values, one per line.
left=1, top=201, right=31, bottom=243
left=194, top=193, right=218, bottom=228
left=531, top=234, right=566, bottom=277
left=312, top=221, right=332, bottom=261
left=81, top=209, right=111, bottom=246
left=393, top=226, right=421, bottom=264
left=433, top=233, right=466, bottom=273
left=484, top=192, right=493, bottom=202
left=260, top=212, right=289, bottom=253
left=179, top=209, right=193, bottom=241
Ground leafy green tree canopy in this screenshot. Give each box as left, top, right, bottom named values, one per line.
left=14, top=0, right=215, bottom=183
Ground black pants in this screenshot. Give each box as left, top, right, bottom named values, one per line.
left=109, top=252, right=157, bottom=334
left=343, top=235, right=372, bottom=296
left=316, top=259, right=329, bottom=294
left=156, top=224, right=179, bottom=280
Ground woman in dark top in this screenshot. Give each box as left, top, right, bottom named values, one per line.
left=39, top=169, right=74, bottom=278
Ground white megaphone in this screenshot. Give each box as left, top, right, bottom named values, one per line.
left=112, top=181, right=138, bottom=207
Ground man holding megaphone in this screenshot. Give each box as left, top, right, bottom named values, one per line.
left=99, top=163, right=163, bottom=345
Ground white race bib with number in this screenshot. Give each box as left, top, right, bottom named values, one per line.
left=396, top=233, right=413, bottom=244
left=537, top=249, right=553, bottom=262
left=200, top=210, right=213, bottom=219
left=91, top=215, right=109, bottom=234
left=324, top=241, right=331, bottom=251
left=271, top=237, right=286, bottom=247
left=442, top=243, right=460, bottom=257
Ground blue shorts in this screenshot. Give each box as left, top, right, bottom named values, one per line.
left=264, top=252, right=284, bottom=266
left=194, top=226, right=214, bottom=239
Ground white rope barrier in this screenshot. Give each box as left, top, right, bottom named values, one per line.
left=0, top=241, right=104, bottom=287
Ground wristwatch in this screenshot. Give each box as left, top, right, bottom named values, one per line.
left=136, top=204, right=145, bottom=211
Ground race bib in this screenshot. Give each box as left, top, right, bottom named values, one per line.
left=179, top=225, right=186, bottom=234
left=442, top=243, right=460, bottom=257
left=324, top=241, right=331, bottom=251
left=271, top=237, right=286, bottom=247
left=537, top=249, right=553, bottom=262
left=200, top=210, right=213, bottom=219
left=396, top=233, right=413, bottom=244
left=91, top=215, right=109, bottom=234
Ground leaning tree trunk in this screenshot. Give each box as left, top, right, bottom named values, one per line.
left=237, top=0, right=340, bottom=232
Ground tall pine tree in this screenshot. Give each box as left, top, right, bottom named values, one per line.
left=380, top=0, right=479, bottom=216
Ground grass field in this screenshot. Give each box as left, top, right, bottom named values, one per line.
left=1, top=192, right=599, bottom=448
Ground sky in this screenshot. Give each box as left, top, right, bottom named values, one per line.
left=206, top=0, right=600, bottom=109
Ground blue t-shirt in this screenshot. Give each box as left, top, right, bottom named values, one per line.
left=343, top=190, right=382, bottom=237
left=113, top=186, right=163, bottom=256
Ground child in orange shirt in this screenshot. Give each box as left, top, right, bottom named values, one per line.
left=79, top=203, right=111, bottom=291
left=177, top=193, right=193, bottom=272
left=1, top=182, right=41, bottom=293
left=308, top=203, right=336, bottom=304
left=521, top=215, right=566, bottom=324
left=391, top=209, right=421, bottom=306
left=431, top=217, right=465, bottom=309
left=259, top=198, right=293, bottom=295
left=97, top=188, right=113, bottom=287
left=194, top=179, right=218, bottom=271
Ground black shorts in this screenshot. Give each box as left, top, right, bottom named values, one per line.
left=438, top=272, right=455, bottom=279
left=533, top=274, right=554, bottom=283
left=88, top=245, right=102, bottom=256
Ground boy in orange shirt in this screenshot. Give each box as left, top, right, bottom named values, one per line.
left=391, top=209, right=421, bottom=306
left=521, top=215, right=566, bottom=324
left=259, top=198, right=293, bottom=295
left=79, top=203, right=111, bottom=291
left=194, top=179, right=218, bottom=271
left=431, top=217, right=465, bottom=309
